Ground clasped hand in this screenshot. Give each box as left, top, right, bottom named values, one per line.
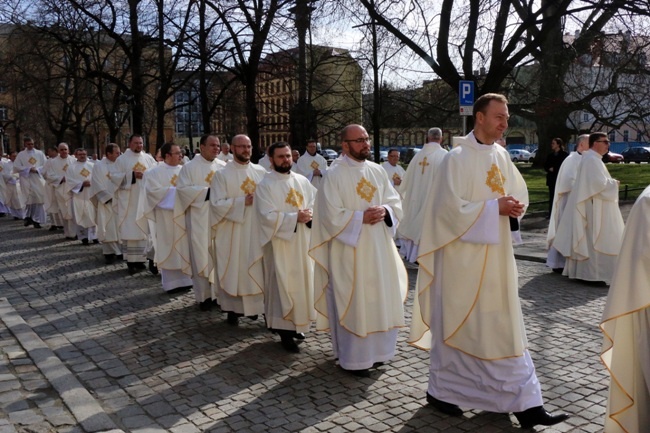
left=498, top=196, right=524, bottom=218
left=363, top=205, right=386, bottom=225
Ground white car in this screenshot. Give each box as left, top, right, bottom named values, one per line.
left=508, top=149, right=532, bottom=163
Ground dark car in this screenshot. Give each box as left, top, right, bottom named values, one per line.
left=621, top=146, right=650, bottom=163
left=602, top=151, right=624, bottom=163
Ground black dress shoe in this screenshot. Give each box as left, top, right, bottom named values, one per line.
left=199, top=299, right=213, bottom=311
left=426, top=393, right=463, bottom=416
left=92, top=239, right=99, bottom=244
left=24, top=217, right=33, bottom=226
left=148, top=259, right=159, bottom=275
left=552, top=268, right=564, bottom=274
left=372, top=361, right=385, bottom=368
left=345, top=368, right=370, bottom=378
left=104, top=254, right=116, bottom=264
left=279, top=331, right=300, bottom=353
left=115, top=254, right=124, bottom=261
left=514, top=406, right=570, bottom=429
left=33, top=222, right=42, bottom=228
left=82, top=238, right=89, bottom=245
left=48, top=226, right=58, bottom=231
left=227, top=312, right=241, bottom=325
left=127, top=263, right=137, bottom=276
left=293, top=332, right=306, bottom=340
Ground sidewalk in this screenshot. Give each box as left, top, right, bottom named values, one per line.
left=1, top=217, right=610, bottom=432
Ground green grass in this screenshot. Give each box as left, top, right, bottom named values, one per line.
left=518, top=163, right=650, bottom=212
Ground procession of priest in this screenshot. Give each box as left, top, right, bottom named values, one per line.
left=0, top=93, right=647, bottom=432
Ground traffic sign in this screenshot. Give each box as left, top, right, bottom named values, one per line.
left=459, top=80, right=474, bottom=116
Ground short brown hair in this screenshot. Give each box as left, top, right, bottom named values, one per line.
left=589, top=132, right=607, bottom=148
left=473, top=93, right=508, bottom=117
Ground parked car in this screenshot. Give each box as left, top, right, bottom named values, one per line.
left=402, top=147, right=421, bottom=163
left=321, top=148, right=338, bottom=161
left=621, top=146, right=650, bottom=163
left=508, top=149, right=532, bottom=162
left=602, top=151, right=624, bottom=163
left=378, top=150, right=388, bottom=162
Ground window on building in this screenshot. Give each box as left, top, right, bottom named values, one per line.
left=623, top=130, right=629, bottom=142
left=0, top=82, right=7, bottom=93
left=637, top=130, right=642, bottom=141
left=0, top=106, right=8, bottom=121
left=608, top=130, right=616, bottom=142
left=583, top=113, right=589, bottom=122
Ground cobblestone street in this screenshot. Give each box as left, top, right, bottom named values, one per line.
left=1, top=218, right=611, bottom=432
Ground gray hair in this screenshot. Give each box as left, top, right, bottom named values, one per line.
left=427, top=127, right=442, bottom=142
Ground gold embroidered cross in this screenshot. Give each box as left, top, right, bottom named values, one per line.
left=62, top=164, right=68, bottom=172
left=240, top=176, right=256, bottom=195
left=285, top=187, right=304, bottom=208
left=356, top=176, right=377, bottom=203
left=106, top=172, right=111, bottom=180
left=310, top=160, right=319, bottom=170
left=133, top=162, right=146, bottom=172
left=418, top=156, right=429, bottom=174
left=204, top=170, right=215, bottom=184
left=392, top=172, right=400, bottom=181
left=80, top=168, right=90, bottom=178
left=28, top=157, right=37, bottom=165
left=485, top=164, right=506, bottom=195
left=170, top=174, right=178, bottom=186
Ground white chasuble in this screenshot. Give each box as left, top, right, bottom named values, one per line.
left=309, top=156, right=407, bottom=338
left=380, top=161, right=406, bottom=190
left=408, top=133, right=529, bottom=359
left=546, top=151, right=582, bottom=268
left=296, top=153, right=328, bottom=189
left=44, top=156, right=76, bottom=219
left=66, top=160, right=96, bottom=228
left=210, top=161, right=267, bottom=315
left=553, top=149, right=624, bottom=284
left=396, top=142, right=448, bottom=262
left=175, top=155, right=226, bottom=280
left=600, top=186, right=650, bottom=433
left=89, top=158, right=122, bottom=243
left=1, top=160, right=26, bottom=216
left=249, top=171, right=317, bottom=333
left=13, top=149, right=46, bottom=205
left=139, top=163, right=189, bottom=272
left=114, top=149, right=157, bottom=241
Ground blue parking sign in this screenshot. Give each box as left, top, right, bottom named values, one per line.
left=459, top=80, right=474, bottom=106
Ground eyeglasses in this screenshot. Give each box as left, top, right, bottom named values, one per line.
left=595, top=140, right=610, bottom=144
left=170, top=152, right=183, bottom=155
left=344, top=137, right=371, bottom=144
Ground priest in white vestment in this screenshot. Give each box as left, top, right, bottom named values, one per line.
left=600, top=185, right=650, bottom=433
left=44, top=143, right=77, bottom=238
left=139, top=143, right=192, bottom=292
left=546, top=134, right=589, bottom=271
left=13, top=137, right=47, bottom=227
left=258, top=153, right=272, bottom=171
left=397, top=128, right=448, bottom=262
left=175, top=134, right=226, bottom=309
left=410, top=94, right=569, bottom=429
left=89, top=144, right=123, bottom=263
left=210, top=134, right=267, bottom=325
left=217, top=142, right=234, bottom=162
left=295, top=140, right=328, bottom=189
left=66, top=149, right=97, bottom=244
left=42, top=147, right=63, bottom=230
left=249, top=142, right=317, bottom=353
left=380, top=149, right=406, bottom=190
left=113, top=134, right=157, bottom=275
left=1, top=152, right=26, bottom=219
left=553, top=132, right=624, bottom=285
left=309, top=124, right=407, bottom=377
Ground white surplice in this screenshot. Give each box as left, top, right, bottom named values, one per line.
left=13, top=148, right=46, bottom=223
left=89, top=158, right=122, bottom=255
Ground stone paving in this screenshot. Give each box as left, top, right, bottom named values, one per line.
left=0, top=217, right=613, bottom=432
